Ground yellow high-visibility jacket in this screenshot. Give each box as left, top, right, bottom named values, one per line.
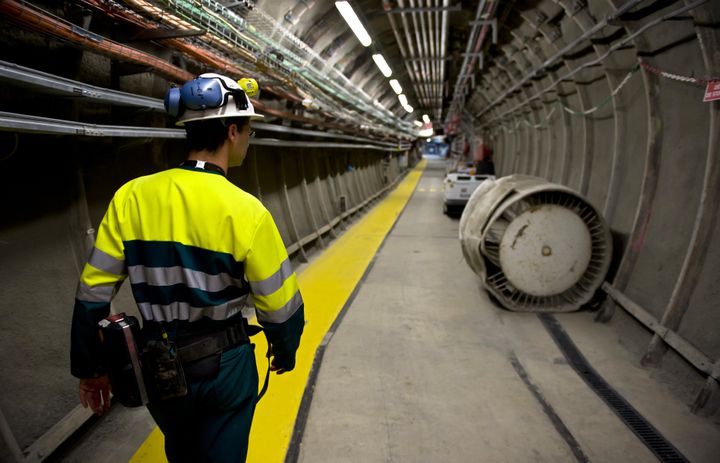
left=71, top=164, right=304, bottom=378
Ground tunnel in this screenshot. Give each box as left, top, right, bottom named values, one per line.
left=0, top=0, right=718, bottom=462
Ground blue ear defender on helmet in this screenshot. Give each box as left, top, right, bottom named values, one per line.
left=164, top=86, right=182, bottom=117
left=164, top=76, right=249, bottom=118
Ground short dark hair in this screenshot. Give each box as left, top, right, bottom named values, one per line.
left=184, top=117, right=250, bottom=153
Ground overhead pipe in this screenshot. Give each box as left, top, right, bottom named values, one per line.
left=429, top=0, right=440, bottom=112
left=411, top=0, right=432, bottom=107
left=0, top=0, right=193, bottom=83
left=417, top=0, right=433, bottom=108
left=0, top=0, right=302, bottom=109
left=433, top=0, right=440, bottom=117
left=389, top=0, right=421, bottom=106
left=84, top=0, right=253, bottom=75
left=438, top=0, right=449, bottom=120
left=7, top=0, right=412, bottom=141
left=434, top=0, right=444, bottom=115
left=383, top=1, right=424, bottom=110
left=78, top=0, right=308, bottom=107
left=130, top=2, right=403, bottom=136
left=0, top=1, right=405, bottom=142
left=396, top=0, right=429, bottom=107
left=432, top=0, right=443, bottom=117
left=403, top=0, right=430, bottom=107
left=116, top=0, right=404, bottom=136
left=385, top=0, right=425, bottom=104
left=448, top=0, right=495, bottom=122
left=155, top=0, right=401, bottom=134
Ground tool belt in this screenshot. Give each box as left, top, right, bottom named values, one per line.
left=175, top=322, right=251, bottom=381
left=141, top=318, right=255, bottom=401
left=100, top=314, right=269, bottom=405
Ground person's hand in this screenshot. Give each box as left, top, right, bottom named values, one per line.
left=79, top=375, right=111, bottom=416
left=268, top=346, right=295, bottom=375
left=269, top=357, right=288, bottom=375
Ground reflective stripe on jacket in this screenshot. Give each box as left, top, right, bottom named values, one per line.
left=71, top=165, right=303, bottom=378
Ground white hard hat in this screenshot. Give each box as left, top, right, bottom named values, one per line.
left=165, top=73, right=264, bottom=126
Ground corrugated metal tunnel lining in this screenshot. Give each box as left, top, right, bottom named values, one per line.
left=460, top=175, right=611, bottom=312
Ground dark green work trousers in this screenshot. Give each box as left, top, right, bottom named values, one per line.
left=147, top=343, right=259, bottom=463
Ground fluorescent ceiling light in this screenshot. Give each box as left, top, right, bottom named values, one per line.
left=414, top=120, right=423, bottom=127
left=335, top=2, right=372, bottom=47
left=389, top=79, right=402, bottom=94
left=398, top=94, right=408, bottom=106
left=372, top=54, right=392, bottom=77
left=403, top=104, right=414, bottom=113
left=422, top=114, right=431, bottom=123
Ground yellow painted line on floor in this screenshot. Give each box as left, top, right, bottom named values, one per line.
left=130, top=160, right=427, bottom=463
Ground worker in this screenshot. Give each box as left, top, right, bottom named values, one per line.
left=70, top=73, right=305, bottom=463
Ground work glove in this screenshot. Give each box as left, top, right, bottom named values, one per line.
left=269, top=345, right=296, bottom=374
left=262, top=304, right=304, bottom=375
left=79, top=375, right=111, bottom=416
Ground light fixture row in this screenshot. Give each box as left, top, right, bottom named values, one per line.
left=335, top=1, right=414, bottom=114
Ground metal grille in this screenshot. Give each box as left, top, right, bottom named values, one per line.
left=539, top=314, right=690, bottom=463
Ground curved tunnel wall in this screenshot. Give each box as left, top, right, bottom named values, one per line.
left=474, top=0, right=720, bottom=410
left=1, top=0, right=719, bottom=459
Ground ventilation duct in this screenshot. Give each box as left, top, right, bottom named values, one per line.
left=459, top=175, right=612, bottom=312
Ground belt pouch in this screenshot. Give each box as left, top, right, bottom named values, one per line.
left=183, top=353, right=222, bottom=382
left=177, top=334, right=225, bottom=382
left=146, top=340, right=188, bottom=400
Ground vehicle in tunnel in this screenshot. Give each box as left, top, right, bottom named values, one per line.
left=0, top=0, right=719, bottom=461
left=443, top=170, right=495, bottom=215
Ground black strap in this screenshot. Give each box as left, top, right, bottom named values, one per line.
left=158, top=319, right=272, bottom=403
left=179, top=160, right=226, bottom=176
left=257, top=348, right=271, bottom=402
left=176, top=324, right=248, bottom=363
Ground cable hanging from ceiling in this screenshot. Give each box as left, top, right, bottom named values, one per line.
left=134, top=0, right=416, bottom=137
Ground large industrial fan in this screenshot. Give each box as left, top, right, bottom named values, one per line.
left=459, top=175, right=612, bottom=312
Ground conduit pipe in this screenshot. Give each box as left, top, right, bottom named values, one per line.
left=78, top=0, right=299, bottom=102
left=433, top=0, right=440, bottom=115
left=438, top=0, right=449, bottom=120
left=415, top=0, right=432, bottom=106
left=448, top=0, right=497, bottom=121
left=0, top=110, right=409, bottom=151
left=111, top=2, right=315, bottom=110
left=402, top=0, right=429, bottom=107
left=254, top=104, right=402, bottom=141
left=418, top=0, right=434, bottom=105
left=383, top=0, right=427, bottom=108
left=0, top=0, right=193, bottom=82
left=9, top=1, right=395, bottom=138
left=3, top=0, right=412, bottom=142
left=429, top=0, right=439, bottom=108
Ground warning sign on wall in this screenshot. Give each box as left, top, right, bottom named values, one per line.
left=703, top=81, right=720, bottom=102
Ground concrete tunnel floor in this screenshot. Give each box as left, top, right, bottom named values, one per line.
left=54, top=158, right=720, bottom=463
